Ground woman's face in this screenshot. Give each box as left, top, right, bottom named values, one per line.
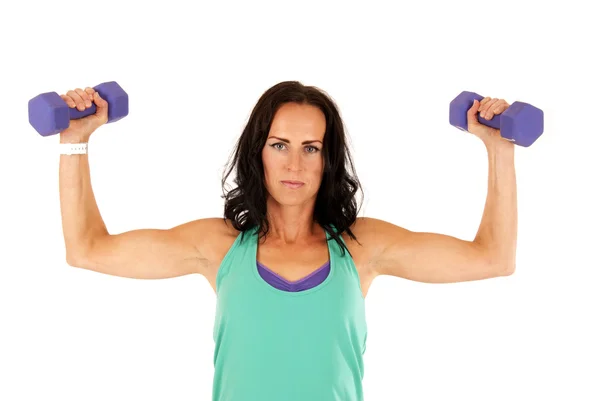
left=261, top=102, right=326, bottom=207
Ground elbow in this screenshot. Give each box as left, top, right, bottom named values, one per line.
left=499, top=252, right=517, bottom=276
left=66, top=237, right=100, bottom=268
left=476, top=244, right=516, bottom=277
left=66, top=254, right=82, bottom=268
left=495, top=261, right=515, bottom=277
left=501, top=263, right=516, bottom=276
left=480, top=256, right=515, bottom=279
left=66, top=249, right=89, bottom=268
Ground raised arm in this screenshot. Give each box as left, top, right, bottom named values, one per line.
left=58, top=86, right=216, bottom=279
left=67, top=220, right=219, bottom=280
left=358, top=96, right=517, bottom=284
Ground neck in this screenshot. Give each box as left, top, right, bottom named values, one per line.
left=263, top=197, right=320, bottom=245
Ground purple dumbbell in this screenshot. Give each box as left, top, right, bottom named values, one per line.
left=449, top=91, right=544, bottom=147
left=28, top=81, right=129, bottom=137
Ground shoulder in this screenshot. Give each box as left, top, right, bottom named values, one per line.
left=345, top=216, right=411, bottom=242
left=195, top=217, right=242, bottom=252
left=171, top=217, right=241, bottom=275
left=340, top=217, right=411, bottom=273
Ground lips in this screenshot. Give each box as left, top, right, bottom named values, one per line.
left=281, top=180, right=304, bottom=188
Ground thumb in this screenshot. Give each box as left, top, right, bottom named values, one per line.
left=93, top=92, right=109, bottom=119
left=467, top=99, right=479, bottom=125
left=93, top=91, right=108, bottom=108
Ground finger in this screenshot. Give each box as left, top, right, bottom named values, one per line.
left=477, top=97, right=491, bottom=111
left=84, top=87, right=96, bottom=98
left=480, top=98, right=498, bottom=114
left=60, top=94, right=76, bottom=108
left=480, top=98, right=499, bottom=119
left=75, top=88, right=92, bottom=108
left=490, top=100, right=509, bottom=117
left=67, top=90, right=85, bottom=111
left=486, top=99, right=508, bottom=119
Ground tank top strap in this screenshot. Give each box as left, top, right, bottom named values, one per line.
left=325, top=223, right=364, bottom=300
left=214, top=225, right=259, bottom=293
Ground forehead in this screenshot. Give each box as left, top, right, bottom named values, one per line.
left=270, top=103, right=326, bottom=138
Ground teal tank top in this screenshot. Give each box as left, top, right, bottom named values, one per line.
left=212, top=224, right=368, bottom=401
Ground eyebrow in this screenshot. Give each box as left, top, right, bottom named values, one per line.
left=268, top=136, right=323, bottom=145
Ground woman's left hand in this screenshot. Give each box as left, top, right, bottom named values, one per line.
left=467, top=97, right=514, bottom=149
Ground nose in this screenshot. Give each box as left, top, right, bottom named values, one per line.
left=286, top=150, right=302, bottom=171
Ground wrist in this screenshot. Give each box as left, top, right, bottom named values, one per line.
left=58, top=142, right=88, bottom=155
left=484, top=138, right=515, bottom=155
left=60, top=135, right=90, bottom=144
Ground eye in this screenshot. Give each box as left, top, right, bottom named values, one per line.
left=270, top=143, right=320, bottom=153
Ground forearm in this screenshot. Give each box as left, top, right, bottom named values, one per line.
left=59, top=138, right=109, bottom=262
left=474, top=143, right=517, bottom=273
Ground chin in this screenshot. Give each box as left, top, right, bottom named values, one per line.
left=268, top=190, right=312, bottom=206
left=274, top=194, right=305, bottom=205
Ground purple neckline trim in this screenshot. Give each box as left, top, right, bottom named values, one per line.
left=257, top=261, right=329, bottom=284
left=257, top=261, right=331, bottom=292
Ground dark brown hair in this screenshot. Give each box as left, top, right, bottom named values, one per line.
left=221, top=81, right=363, bottom=256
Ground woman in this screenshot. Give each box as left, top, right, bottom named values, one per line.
left=59, top=80, right=516, bottom=401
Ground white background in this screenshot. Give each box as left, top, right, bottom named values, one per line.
left=1, top=0, right=599, bottom=400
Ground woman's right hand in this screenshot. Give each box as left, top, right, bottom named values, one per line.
left=59, top=87, right=109, bottom=142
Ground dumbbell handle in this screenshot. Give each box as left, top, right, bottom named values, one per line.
left=68, top=103, right=98, bottom=120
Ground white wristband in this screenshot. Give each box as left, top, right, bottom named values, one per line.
left=59, top=143, right=88, bottom=155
